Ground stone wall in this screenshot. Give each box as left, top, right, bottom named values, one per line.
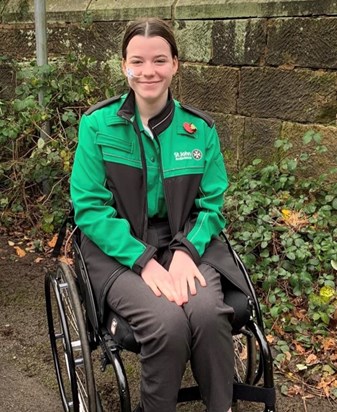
left=1, top=0, right=336, bottom=170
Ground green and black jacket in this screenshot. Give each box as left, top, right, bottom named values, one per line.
left=71, top=90, right=250, bottom=319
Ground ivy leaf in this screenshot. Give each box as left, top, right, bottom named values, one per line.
left=303, top=130, right=315, bottom=144
left=286, top=252, right=296, bottom=261
left=37, top=137, right=45, bottom=149
left=332, top=198, right=337, bottom=210
left=319, top=286, right=335, bottom=303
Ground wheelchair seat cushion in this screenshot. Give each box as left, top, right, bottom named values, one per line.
left=223, top=286, right=251, bottom=333
left=106, top=310, right=140, bottom=353
left=105, top=287, right=251, bottom=354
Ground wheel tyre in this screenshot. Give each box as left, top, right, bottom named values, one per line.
left=233, top=329, right=257, bottom=385
left=45, top=262, right=98, bottom=412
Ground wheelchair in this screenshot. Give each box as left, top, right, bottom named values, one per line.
left=45, top=212, right=276, bottom=412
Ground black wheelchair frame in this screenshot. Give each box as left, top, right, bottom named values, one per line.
left=45, top=217, right=276, bottom=412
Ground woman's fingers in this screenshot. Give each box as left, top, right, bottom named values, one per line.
left=194, top=269, right=207, bottom=287
left=179, top=276, right=189, bottom=304
left=142, top=254, right=207, bottom=305
left=141, top=258, right=180, bottom=303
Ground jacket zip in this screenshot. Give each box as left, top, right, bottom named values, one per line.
left=150, top=126, right=174, bottom=236
left=120, top=114, right=149, bottom=241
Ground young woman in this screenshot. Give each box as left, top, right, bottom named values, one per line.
left=70, top=17, right=248, bottom=412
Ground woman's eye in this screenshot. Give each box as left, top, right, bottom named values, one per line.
left=130, top=60, right=142, bottom=65
left=155, top=59, right=167, bottom=64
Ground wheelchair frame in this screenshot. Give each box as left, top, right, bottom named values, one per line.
left=45, top=221, right=276, bottom=412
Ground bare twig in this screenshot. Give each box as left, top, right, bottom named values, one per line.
left=42, top=175, right=68, bottom=205
left=302, top=396, right=308, bottom=412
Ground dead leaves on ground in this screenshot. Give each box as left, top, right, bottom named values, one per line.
left=280, top=208, right=310, bottom=231
left=6, top=233, right=58, bottom=262
left=273, top=325, right=337, bottom=401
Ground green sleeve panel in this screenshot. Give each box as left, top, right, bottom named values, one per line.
left=70, top=114, right=155, bottom=269
left=186, top=125, right=228, bottom=256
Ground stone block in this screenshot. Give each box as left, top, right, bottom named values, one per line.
left=0, top=21, right=127, bottom=61
left=175, top=0, right=337, bottom=20
left=280, top=121, right=337, bottom=178
left=242, top=117, right=282, bottom=166
left=0, top=64, right=16, bottom=101
left=0, top=26, right=36, bottom=60
left=174, top=20, right=213, bottom=63
left=212, top=19, right=266, bottom=66
left=48, top=22, right=126, bottom=61
left=179, top=63, right=239, bottom=114
left=1, top=0, right=173, bottom=23
left=238, top=67, right=337, bottom=124
left=267, top=17, right=337, bottom=69
left=206, top=112, right=245, bottom=171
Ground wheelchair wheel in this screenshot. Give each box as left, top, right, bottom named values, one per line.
left=233, top=326, right=257, bottom=385
left=45, top=261, right=100, bottom=412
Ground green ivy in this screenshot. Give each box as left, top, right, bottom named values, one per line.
left=225, top=135, right=337, bottom=338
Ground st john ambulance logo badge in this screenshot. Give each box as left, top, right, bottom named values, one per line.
left=192, top=149, right=202, bottom=160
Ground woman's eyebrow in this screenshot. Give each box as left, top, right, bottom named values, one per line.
left=128, top=54, right=170, bottom=59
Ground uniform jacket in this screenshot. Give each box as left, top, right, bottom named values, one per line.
left=71, top=90, right=251, bottom=320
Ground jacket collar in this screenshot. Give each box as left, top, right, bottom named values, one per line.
left=117, top=89, right=175, bottom=136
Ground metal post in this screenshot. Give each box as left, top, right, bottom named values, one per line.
left=34, top=0, right=50, bottom=137
left=34, top=0, right=50, bottom=195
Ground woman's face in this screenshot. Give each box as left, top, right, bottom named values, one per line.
left=122, top=35, right=178, bottom=106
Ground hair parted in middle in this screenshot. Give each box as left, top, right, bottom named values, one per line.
left=122, top=17, right=179, bottom=60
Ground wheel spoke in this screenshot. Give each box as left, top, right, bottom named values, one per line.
left=45, top=264, right=98, bottom=412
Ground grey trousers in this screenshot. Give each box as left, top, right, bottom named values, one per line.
left=106, top=263, right=234, bottom=412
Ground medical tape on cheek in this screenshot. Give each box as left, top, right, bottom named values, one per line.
left=126, top=67, right=142, bottom=79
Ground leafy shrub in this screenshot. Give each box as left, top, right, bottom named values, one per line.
left=0, top=53, right=125, bottom=233
left=225, top=133, right=337, bottom=338
left=2, top=54, right=336, bottom=335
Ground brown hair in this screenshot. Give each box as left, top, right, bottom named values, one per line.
left=122, top=18, right=178, bottom=59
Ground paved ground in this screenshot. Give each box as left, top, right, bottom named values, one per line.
left=0, top=360, right=61, bottom=412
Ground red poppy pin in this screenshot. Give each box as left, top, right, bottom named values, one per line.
left=183, top=122, right=197, bottom=134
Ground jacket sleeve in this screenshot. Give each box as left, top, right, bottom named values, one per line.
left=70, top=113, right=157, bottom=273
left=169, top=125, right=228, bottom=263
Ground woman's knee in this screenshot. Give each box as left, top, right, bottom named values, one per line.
left=186, top=293, right=233, bottom=336
left=143, top=305, right=191, bottom=354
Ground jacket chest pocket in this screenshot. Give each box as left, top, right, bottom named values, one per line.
left=95, top=133, right=140, bottom=166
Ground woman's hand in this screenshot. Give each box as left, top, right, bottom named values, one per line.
left=141, top=258, right=180, bottom=303
left=168, top=250, right=206, bottom=305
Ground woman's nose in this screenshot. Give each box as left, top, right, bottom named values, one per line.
left=142, top=62, right=155, bottom=76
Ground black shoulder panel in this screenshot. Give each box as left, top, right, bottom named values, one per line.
left=180, top=103, right=215, bottom=127
left=85, top=95, right=122, bottom=115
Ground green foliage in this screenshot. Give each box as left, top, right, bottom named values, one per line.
left=0, top=53, right=125, bottom=233
left=225, top=135, right=337, bottom=339
left=1, top=51, right=336, bottom=353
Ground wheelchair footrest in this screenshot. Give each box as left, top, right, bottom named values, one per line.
left=233, top=382, right=276, bottom=405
